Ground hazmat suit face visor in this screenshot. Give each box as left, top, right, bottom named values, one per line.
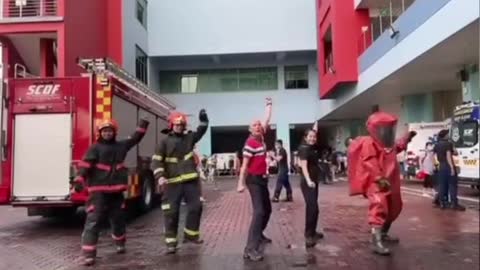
left=373, top=124, right=396, bottom=148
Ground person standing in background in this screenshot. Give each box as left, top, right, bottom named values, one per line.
left=434, top=129, right=466, bottom=211
left=420, top=142, right=435, bottom=197
left=272, top=139, right=293, bottom=202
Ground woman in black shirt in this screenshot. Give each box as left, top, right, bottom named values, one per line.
left=297, top=122, right=324, bottom=248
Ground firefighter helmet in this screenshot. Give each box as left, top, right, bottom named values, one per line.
left=168, top=112, right=187, bottom=129
left=96, top=118, right=118, bottom=137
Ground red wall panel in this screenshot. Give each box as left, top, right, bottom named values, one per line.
left=317, top=0, right=371, bottom=98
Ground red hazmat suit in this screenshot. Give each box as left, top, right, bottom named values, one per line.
left=348, top=112, right=411, bottom=228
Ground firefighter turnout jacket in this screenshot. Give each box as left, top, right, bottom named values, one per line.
left=152, top=121, right=208, bottom=184
left=75, top=119, right=149, bottom=193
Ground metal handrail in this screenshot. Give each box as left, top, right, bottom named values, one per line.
left=2, top=0, right=57, bottom=18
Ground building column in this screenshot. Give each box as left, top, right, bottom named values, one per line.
left=198, top=126, right=212, bottom=156
left=402, top=93, right=434, bottom=123
left=461, top=65, right=479, bottom=102
left=40, top=38, right=55, bottom=77
left=276, top=123, right=290, bottom=165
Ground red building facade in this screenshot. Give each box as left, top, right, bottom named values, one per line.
left=317, top=0, right=371, bottom=98
left=0, top=0, right=123, bottom=78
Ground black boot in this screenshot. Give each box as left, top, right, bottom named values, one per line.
left=82, top=250, right=96, bottom=266
left=314, top=232, right=324, bottom=240
left=184, top=237, right=204, bottom=244
left=243, top=249, right=264, bottom=261
left=115, top=244, right=126, bottom=254
left=164, top=246, right=177, bottom=255
left=450, top=204, right=466, bottom=211
left=285, top=195, right=293, bottom=202
left=82, top=257, right=95, bottom=266
left=305, top=236, right=317, bottom=248
left=381, top=223, right=399, bottom=243
left=261, top=234, right=272, bottom=244
left=371, top=228, right=390, bottom=256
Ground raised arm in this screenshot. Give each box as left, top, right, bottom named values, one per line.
left=124, top=118, right=150, bottom=150
left=312, top=120, right=318, bottom=133
left=193, top=109, right=209, bottom=144
left=262, top=98, right=272, bottom=132
left=395, top=131, right=417, bottom=153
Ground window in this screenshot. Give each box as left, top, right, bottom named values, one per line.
left=181, top=75, right=198, bottom=93
left=323, top=26, right=334, bottom=74
left=285, top=66, right=308, bottom=89
left=159, top=67, right=278, bottom=93
left=136, top=0, right=147, bottom=28
left=135, top=46, right=148, bottom=84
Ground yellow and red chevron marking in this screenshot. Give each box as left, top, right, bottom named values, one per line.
left=95, top=75, right=112, bottom=121
left=127, top=174, right=140, bottom=199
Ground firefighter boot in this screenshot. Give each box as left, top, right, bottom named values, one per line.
left=115, top=243, right=126, bottom=254
left=381, top=222, right=399, bottom=243
left=371, top=228, right=391, bottom=256
left=82, top=251, right=96, bottom=266
left=184, top=237, right=204, bottom=244
left=83, top=257, right=95, bottom=267
left=164, top=243, right=178, bottom=255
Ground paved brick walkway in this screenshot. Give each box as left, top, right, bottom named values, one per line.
left=0, top=177, right=478, bottom=270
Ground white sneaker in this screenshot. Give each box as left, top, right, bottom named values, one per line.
left=422, top=192, right=429, bottom=197
left=200, top=197, right=206, bottom=202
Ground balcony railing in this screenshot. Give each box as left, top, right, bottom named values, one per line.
left=358, top=0, right=416, bottom=55
left=1, top=0, right=58, bottom=19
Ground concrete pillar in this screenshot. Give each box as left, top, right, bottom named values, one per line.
left=402, top=93, right=434, bottom=123
left=198, top=127, right=211, bottom=156
left=40, top=38, right=55, bottom=77
left=461, top=65, right=479, bottom=102
left=276, top=122, right=291, bottom=166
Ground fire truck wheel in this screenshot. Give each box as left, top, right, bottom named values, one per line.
left=139, top=173, right=154, bottom=213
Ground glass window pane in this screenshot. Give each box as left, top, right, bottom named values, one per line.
left=285, top=65, right=308, bottom=89
left=181, top=75, right=198, bottom=93
left=219, top=69, right=238, bottom=92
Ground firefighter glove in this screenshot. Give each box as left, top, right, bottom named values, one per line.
left=139, top=118, right=150, bottom=129
left=377, top=179, right=391, bottom=191
left=72, top=177, right=85, bottom=193
left=199, top=109, right=208, bottom=122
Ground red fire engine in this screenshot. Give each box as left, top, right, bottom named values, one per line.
left=0, top=58, right=175, bottom=216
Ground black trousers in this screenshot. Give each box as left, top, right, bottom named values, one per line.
left=273, top=170, right=292, bottom=198
left=81, top=192, right=126, bottom=257
left=245, top=174, right=272, bottom=251
left=161, top=179, right=203, bottom=247
left=300, top=178, right=319, bottom=238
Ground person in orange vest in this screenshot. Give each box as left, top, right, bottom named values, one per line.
left=72, top=118, right=149, bottom=266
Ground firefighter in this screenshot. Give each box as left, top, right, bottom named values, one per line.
left=72, top=118, right=149, bottom=266
left=348, top=111, right=416, bottom=256
left=152, top=109, right=209, bottom=254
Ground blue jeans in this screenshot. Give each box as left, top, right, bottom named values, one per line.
left=273, top=171, right=292, bottom=198
left=438, top=165, right=458, bottom=205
